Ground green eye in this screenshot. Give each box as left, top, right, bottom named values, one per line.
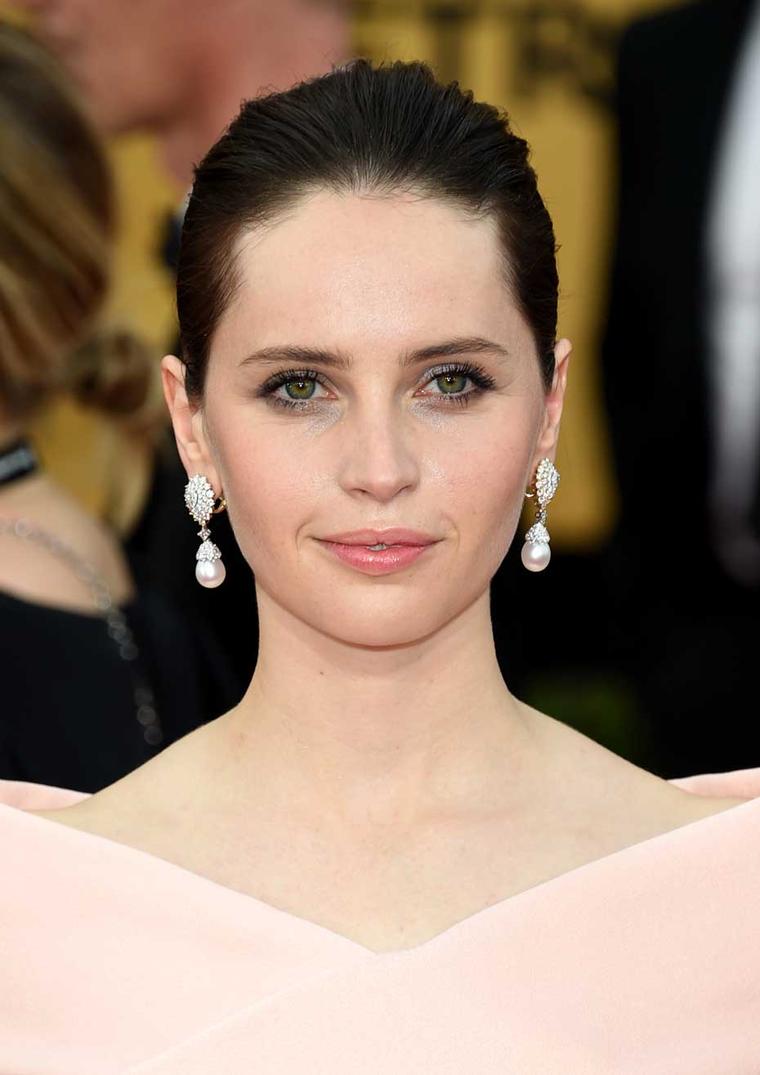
left=284, top=378, right=316, bottom=400
left=435, top=373, right=468, bottom=394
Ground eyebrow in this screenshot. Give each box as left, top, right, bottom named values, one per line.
left=237, top=336, right=511, bottom=371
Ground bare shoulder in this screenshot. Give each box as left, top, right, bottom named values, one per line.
left=30, top=718, right=217, bottom=839
left=525, top=704, right=751, bottom=832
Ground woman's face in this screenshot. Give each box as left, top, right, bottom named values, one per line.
left=171, top=190, right=569, bottom=647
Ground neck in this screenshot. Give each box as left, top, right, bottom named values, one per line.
left=219, top=589, right=538, bottom=828
left=157, top=2, right=349, bottom=188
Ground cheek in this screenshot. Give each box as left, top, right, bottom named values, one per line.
left=425, top=415, right=535, bottom=549
left=207, top=410, right=325, bottom=560
left=436, top=430, right=533, bottom=559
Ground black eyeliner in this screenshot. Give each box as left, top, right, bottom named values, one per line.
left=253, top=359, right=497, bottom=409
left=425, top=361, right=497, bottom=391
left=254, top=368, right=324, bottom=397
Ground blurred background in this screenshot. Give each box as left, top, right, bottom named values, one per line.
left=2, top=0, right=758, bottom=788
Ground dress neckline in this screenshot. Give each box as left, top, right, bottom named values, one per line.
left=3, top=770, right=760, bottom=960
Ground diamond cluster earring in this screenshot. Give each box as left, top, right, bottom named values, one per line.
left=184, top=474, right=227, bottom=588
left=521, top=457, right=560, bottom=572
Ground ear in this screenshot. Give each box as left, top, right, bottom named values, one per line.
left=160, top=355, right=222, bottom=495
left=532, top=337, right=571, bottom=467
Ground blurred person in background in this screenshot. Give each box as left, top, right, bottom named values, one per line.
left=601, top=0, right=760, bottom=778
left=0, top=23, right=235, bottom=792
left=18, top=0, right=351, bottom=699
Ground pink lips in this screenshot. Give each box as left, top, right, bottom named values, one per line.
left=317, top=529, right=438, bottom=576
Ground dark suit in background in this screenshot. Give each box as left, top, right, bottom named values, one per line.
left=601, top=0, right=760, bottom=777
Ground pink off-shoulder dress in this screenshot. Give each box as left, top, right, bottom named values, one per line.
left=1, top=767, right=760, bottom=1074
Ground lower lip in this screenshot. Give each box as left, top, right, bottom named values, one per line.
left=319, top=541, right=434, bottom=575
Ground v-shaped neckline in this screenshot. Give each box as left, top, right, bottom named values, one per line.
left=4, top=779, right=760, bottom=960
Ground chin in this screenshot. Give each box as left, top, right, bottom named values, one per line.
left=321, top=619, right=439, bottom=649
left=305, top=591, right=466, bottom=649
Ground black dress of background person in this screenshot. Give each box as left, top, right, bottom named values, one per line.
left=0, top=583, right=233, bottom=793
left=600, top=0, right=760, bottom=779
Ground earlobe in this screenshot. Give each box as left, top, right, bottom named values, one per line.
left=160, top=355, right=220, bottom=490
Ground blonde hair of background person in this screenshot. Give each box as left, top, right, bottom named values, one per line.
left=0, top=23, right=164, bottom=611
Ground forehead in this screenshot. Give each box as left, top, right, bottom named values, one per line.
left=213, top=190, right=533, bottom=359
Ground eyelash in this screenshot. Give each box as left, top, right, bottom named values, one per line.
left=255, top=362, right=497, bottom=411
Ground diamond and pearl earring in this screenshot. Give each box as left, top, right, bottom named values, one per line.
left=184, top=474, right=227, bottom=588
left=521, top=457, right=560, bottom=572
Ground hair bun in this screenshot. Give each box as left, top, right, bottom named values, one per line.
left=70, top=328, right=166, bottom=437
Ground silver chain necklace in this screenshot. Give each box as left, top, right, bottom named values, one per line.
left=0, top=517, right=164, bottom=748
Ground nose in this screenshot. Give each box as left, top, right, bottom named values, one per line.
left=337, top=404, right=419, bottom=504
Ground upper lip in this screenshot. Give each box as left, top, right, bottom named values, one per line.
left=319, top=529, right=438, bottom=546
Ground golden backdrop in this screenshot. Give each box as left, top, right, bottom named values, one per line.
left=21, top=0, right=679, bottom=544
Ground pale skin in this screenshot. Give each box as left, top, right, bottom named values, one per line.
left=30, top=190, right=749, bottom=954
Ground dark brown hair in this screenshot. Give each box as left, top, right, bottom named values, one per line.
left=178, top=58, right=559, bottom=400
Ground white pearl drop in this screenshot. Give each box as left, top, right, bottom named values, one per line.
left=196, top=558, right=226, bottom=588
left=521, top=540, right=551, bottom=572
